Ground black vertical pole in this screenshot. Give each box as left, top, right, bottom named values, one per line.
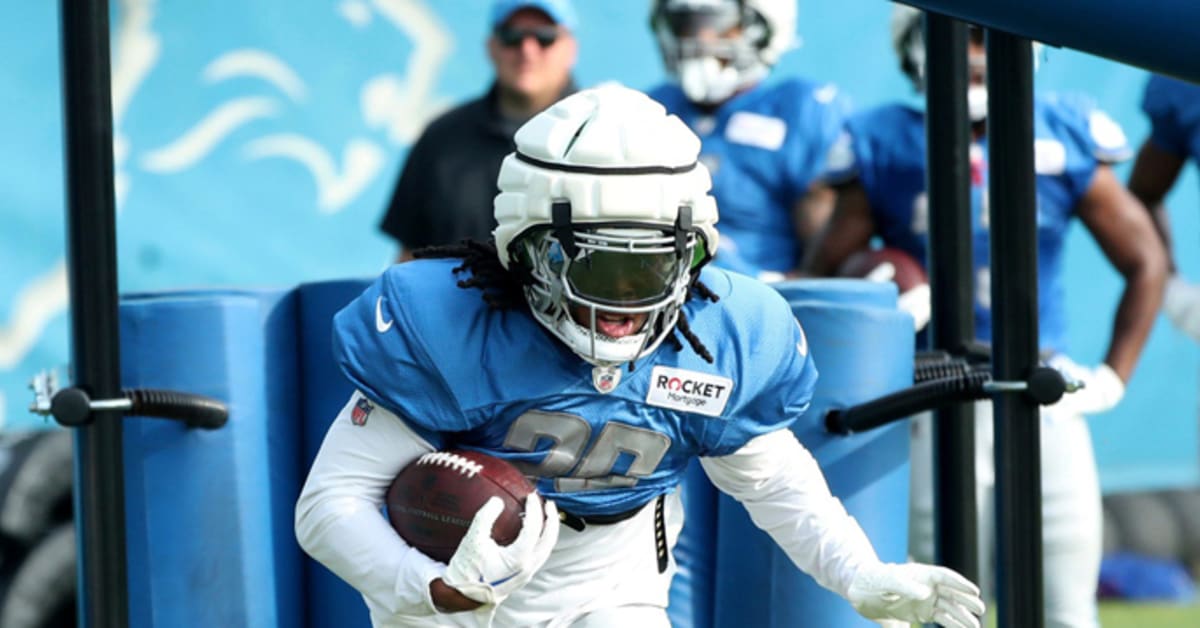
left=923, top=12, right=978, bottom=589
left=59, top=1, right=129, bottom=627
left=986, top=29, right=1044, bottom=628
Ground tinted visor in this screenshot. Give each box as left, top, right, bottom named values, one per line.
left=662, top=3, right=741, bottom=39
left=557, top=248, right=684, bottom=306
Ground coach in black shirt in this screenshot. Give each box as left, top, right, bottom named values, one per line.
left=380, top=0, right=579, bottom=261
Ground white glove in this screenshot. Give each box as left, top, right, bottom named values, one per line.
left=847, top=562, right=986, bottom=628
left=441, top=494, right=560, bottom=606
left=864, top=262, right=931, bottom=331
left=1165, top=275, right=1200, bottom=342
left=1045, top=354, right=1126, bottom=416
left=898, top=283, right=932, bottom=332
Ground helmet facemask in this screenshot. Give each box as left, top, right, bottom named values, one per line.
left=514, top=204, right=707, bottom=369
left=491, top=84, right=723, bottom=389
left=893, top=8, right=927, bottom=91
left=654, top=0, right=772, bottom=104
left=892, top=7, right=1041, bottom=123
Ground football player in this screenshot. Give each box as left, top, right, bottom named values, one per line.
left=801, top=8, right=1167, bottom=628
left=295, top=85, right=985, bottom=628
left=1128, top=74, right=1200, bottom=342
left=646, top=0, right=851, bottom=280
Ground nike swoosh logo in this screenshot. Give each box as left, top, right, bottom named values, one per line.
left=487, top=571, right=521, bottom=587
left=375, top=296, right=394, bottom=333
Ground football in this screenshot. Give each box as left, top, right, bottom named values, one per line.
left=385, top=450, right=536, bottom=563
left=836, top=246, right=929, bottom=293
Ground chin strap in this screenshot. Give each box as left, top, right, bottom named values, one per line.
left=674, top=205, right=692, bottom=259
left=552, top=201, right=578, bottom=259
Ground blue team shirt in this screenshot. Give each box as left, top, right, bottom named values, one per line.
left=825, top=95, right=1131, bottom=354
left=332, top=259, right=817, bottom=517
left=1142, top=74, right=1200, bottom=165
left=649, top=79, right=851, bottom=276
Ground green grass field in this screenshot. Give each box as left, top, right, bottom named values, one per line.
left=970, top=601, right=1200, bottom=627
left=1098, top=601, right=1200, bottom=627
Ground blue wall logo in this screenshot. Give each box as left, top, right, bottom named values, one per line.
left=0, top=0, right=463, bottom=432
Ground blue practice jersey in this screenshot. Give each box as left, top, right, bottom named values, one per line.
left=648, top=79, right=851, bottom=276
left=1142, top=74, right=1200, bottom=166
left=332, top=259, right=817, bottom=517
left=825, top=95, right=1130, bottom=354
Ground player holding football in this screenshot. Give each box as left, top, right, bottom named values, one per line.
left=295, top=85, right=985, bottom=627
left=1128, top=74, right=1200, bottom=342
left=802, top=8, right=1166, bottom=628
left=645, top=0, right=851, bottom=280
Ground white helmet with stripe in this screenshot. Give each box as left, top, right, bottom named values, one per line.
left=492, top=84, right=719, bottom=367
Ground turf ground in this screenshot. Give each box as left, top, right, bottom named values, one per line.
left=971, top=601, right=1200, bottom=627
left=1097, top=601, right=1200, bottom=627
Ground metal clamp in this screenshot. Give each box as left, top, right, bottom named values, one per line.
left=981, top=380, right=1028, bottom=393
left=30, top=372, right=129, bottom=427
left=980, top=366, right=1082, bottom=405
left=28, top=370, right=230, bottom=430
left=28, top=370, right=68, bottom=416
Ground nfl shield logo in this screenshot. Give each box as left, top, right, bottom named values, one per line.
left=351, top=397, right=373, bottom=426
left=592, top=366, right=621, bottom=394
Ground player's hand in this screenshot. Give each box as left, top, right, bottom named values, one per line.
left=1164, top=275, right=1200, bottom=342
left=441, top=494, right=560, bottom=606
left=847, top=562, right=985, bottom=628
left=1045, top=354, right=1125, bottom=416
left=861, top=262, right=931, bottom=331
left=897, top=283, right=931, bottom=332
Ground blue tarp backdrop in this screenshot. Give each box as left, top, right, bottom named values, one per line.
left=1, top=0, right=1197, bottom=493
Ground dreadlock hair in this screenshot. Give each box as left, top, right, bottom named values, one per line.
left=412, top=238, right=721, bottom=363
left=413, top=239, right=526, bottom=309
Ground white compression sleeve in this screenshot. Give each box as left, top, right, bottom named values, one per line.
left=294, top=391, right=443, bottom=619
left=700, top=429, right=880, bottom=598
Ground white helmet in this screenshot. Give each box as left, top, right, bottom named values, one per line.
left=651, top=0, right=797, bottom=105
left=891, top=4, right=927, bottom=90
left=891, top=5, right=1041, bottom=122
left=493, top=84, right=720, bottom=369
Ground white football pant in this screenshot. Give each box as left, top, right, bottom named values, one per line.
left=373, top=491, right=682, bottom=628
left=908, top=402, right=1101, bottom=628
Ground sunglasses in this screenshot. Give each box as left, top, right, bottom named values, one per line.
left=495, top=25, right=560, bottom=49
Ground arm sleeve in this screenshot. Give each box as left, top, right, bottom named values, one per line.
left=294, top=391, right=444, bottom=621
left=700, top=428, right=879, bottom=599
